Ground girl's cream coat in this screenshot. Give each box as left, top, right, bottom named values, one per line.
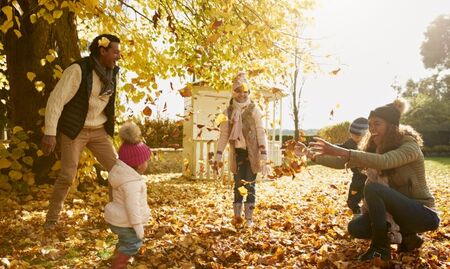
left=104, top=160, right=150, bottom=227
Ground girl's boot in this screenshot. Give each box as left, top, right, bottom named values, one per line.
left=111, top=251, right=131, bottom=269
left=244, top=203, right=255, bottom=227
left=232, top=203, right=243, bottom=225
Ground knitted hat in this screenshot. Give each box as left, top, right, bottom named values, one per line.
left=369, top=99, right=408, bottom=126
left=232, top=72, right=250, bottom=93
left=118, top=122, right=151, bottom=168
left=349, top=117, right=369, bottom=135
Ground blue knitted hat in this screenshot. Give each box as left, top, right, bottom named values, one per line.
left=349, top=117, right=369, bottom=135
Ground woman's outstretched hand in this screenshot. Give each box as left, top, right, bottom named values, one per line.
left=309, top=137, right=350, bottom=159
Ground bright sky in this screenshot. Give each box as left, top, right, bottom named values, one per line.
left=155, top=0, right=450, bottom=130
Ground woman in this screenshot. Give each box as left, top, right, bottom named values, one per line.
left=295, top=99, right=439, bottom=261
left=214, top=72, right=271, bottom=227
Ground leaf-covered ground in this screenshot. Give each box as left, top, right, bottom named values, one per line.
left=0, top=158, right=449, bottom=268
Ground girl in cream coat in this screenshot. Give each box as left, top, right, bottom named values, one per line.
left=105, top=122, right=151, bottom=269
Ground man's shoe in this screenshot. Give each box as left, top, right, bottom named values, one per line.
left=398, top=233, right=423, bottom=252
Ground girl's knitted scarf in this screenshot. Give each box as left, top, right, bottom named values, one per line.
left=229, top=98, right=251, bottom=148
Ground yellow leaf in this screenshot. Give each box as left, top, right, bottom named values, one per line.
left=22, top=156, right=33, bottom=166
left=1, top=6, right=13, bottom=21
left=46, top=54, right=55, bottom=63
left=53, top=10, right=63, bottom=19
left=51, top=160, right=61, bottom=171
left=38, top=108, right=46, bottom=116
left=14, top=29, right=22, bottom=38
left=12, top=126, right=23, bottom=134
left=0, top=159, right=12, bottom=169
left=27, top=72, right=36, bottom=81
left=95, top=239, right=105, bottom=249
left=34, top=81, right=45, bottom=92
left=61, top=1, right=69, bottom=8
left=12, top=1, right=23, bottom=16
left=36, top=149, right=44, bottom=157
left=0, top=20, right=14, bottom=34
left=30, top=14, right=37, bottom=24
left=214, top=113, right=227, bottom=125
left=9, top=170, right=23, bottom=180
left=100, top=171, right=108, bottom=179
left=98, top=36, right=110, bottom=48
left=238, top=186, right=248, bottom=196
left=40, top=58, right=46, bottom=66
left=23, top=172, right=35, bottom=186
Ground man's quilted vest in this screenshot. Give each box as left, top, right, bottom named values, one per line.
left=57, top=57, right=118, bottom=139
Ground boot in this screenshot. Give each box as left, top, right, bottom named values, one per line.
left=244, top=203, right=255, bottom=227
left=110, top=251, right=131, bottom=269
left=231, top=203, right=243, bottom=225
left=398, top=233, right=423, bottom=252
left=359, top=225, right=391, bottom=261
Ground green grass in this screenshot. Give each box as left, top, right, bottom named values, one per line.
left=425, top=157, right=450, bottom=168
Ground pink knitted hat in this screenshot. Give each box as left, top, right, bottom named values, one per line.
left=118, top=142, right=151, bottom=168
left=118, top=122, right=151, bottom=168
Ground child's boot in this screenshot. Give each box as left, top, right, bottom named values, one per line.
left=244, top=203, right=255, bottom=227
left=111, top=251, right=131, bottom=269
left=231, top=203, right=243, bottom=225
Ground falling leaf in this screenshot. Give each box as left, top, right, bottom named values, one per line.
left=98, top=36, right=110, bottom=48
left=143, top=106, right=152, bottom=117
left=238, top=186, right=248, bottom=196
left=329, top=68, right=341, bottom=76
left=34, top=81, right=45, bottom=92
left=30, top=14, right=37, bottom=23
left=1, top=6, right=13, bottom=22
left=179, top=84, right=193, bottom=97
left=214, top=113, right=227, bottom=125
left=162, top=102, right=167, bottom=112
left=27, top=72, right=36, bottom=81
left=46, top=54, right=56, bottom=63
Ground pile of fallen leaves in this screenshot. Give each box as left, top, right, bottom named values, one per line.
left=0, top=160, right=449, bottom=268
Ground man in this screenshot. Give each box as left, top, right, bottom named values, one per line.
left=42, top=34, right=121, bottom=229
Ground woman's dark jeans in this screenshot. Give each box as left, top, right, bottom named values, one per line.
left=233, top=148, right=257, bottom=203
left=348, top=183, right=440, bottom=239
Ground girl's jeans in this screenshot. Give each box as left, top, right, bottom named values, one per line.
left=233, top=149, right=257, bottom=204
left=109, top=224, right=142, bottom=256
left=348, top=183, right=440, bottom=238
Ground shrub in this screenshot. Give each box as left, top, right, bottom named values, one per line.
left=137, top=118, right=183, bottom=148
left=317, top=121, right=351, bottom=144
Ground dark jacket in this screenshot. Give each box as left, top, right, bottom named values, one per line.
left=339, top=138, right=367, bottom=183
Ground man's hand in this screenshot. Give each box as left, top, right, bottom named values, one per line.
left=41, top=135, right=57, bottom=156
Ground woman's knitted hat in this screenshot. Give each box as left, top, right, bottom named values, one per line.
left=369, top=99, right=408, bottom=126
left=118, top=121, right=151, bottom=168
left=349, top=117, right=369, bottom=135
left=232, top=72, right=250, bottom=93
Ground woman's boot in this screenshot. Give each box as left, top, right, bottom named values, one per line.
left=359, top=225, right=391, bottom=261
left=398, top=233, right=423, bottom=252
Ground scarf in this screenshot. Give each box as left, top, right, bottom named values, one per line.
left=90, top=55, right=115, bottom=96
left=229, top=98, right=251, bottom=148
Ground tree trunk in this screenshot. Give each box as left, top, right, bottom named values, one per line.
left=2, top=1, right=80, bottom=183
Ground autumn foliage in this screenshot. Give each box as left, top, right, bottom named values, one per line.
left=1, top=160, right=449, bottom=268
